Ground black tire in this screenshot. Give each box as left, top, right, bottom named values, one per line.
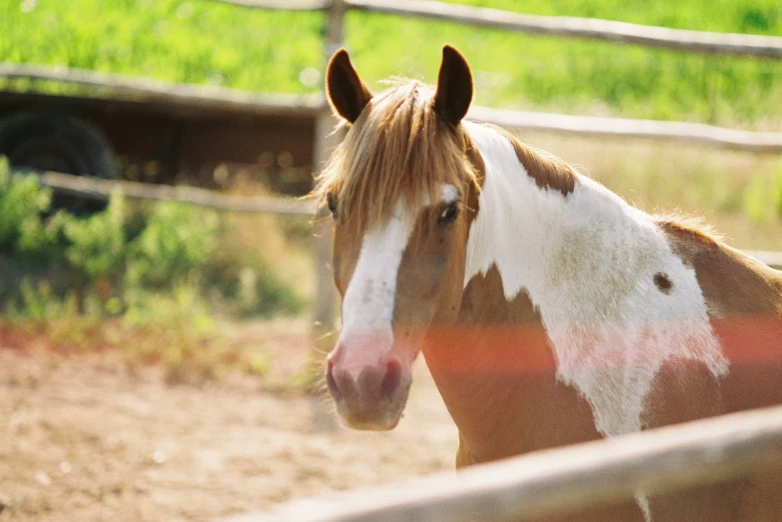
left=0, top=111, right=116, bottom=213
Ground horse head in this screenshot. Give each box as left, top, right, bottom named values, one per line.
left=316, top=46, right=483, bottom=430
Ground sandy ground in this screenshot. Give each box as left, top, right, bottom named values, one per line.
left=0, top=321, right=457, bottom=522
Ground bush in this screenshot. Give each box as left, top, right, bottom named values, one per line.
left=126, top=201, right=219, bottom=287
left=0, top=156, right=53, bottom=251
left=0, top=157, right=304, bottom=324
left=64, top=192, right=126, bottom=279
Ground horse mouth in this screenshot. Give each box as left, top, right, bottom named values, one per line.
left=329, top=371, right=412, bottom=431
left=337, top=393, right=414, bottom=431
left=337, top=406, right=406, bottom=431
left=326, top=356, right=413, bottom=431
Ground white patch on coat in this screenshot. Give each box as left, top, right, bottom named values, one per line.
left=461, top=120, right=729, bottom=436
left=339, top=185, right=458, bottom=374
left=637, top=494, right=651, bottom=522
left=462, top=122, right=728, bottom=521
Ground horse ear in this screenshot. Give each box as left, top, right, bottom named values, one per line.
left=433, top=45, right=473, bottom=127
left=326, top=49, right=373, bottom=123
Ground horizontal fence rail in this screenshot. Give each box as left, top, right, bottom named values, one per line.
left=14, top=169, right=782, bottom=270
left=747, top=250, right=782, bottom=269
left=208, top=0, right=782, bottom=59
left=211, top=0, right=329, bottom=9
left=470, top=107, right=782, bottom=154
left=347, top=0, right=782, bottom=59
left=3, top=64, right=782, bottom=153
left=221, top=404, right=782, bottom=522
left=19, top=169, right=316, bottom=216
left=0, top=63, right=323, bottom=118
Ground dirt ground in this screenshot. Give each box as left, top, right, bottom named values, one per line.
left=0, top=320, right=457, bottom=522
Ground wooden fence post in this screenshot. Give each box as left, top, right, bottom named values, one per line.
left=311, top=0, right=345, bottom=361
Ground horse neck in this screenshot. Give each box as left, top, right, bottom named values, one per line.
left=423, top=122, right=727, bottom=461
left=422, top=122, right=637, bottom=460
left=422, top=261, right=603, bottom=463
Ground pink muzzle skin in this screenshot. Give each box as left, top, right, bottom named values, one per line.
left=326, top=341, right=412, bottom=431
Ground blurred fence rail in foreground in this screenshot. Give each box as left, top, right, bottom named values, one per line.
left=220, top=404, right=782, bottom=522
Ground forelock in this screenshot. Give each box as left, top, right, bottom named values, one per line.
left=314, top=80, right=480, bottom=233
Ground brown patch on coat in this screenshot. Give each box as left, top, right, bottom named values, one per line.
left=492, top=126, right=577, bottom=196
left=641, top=356, right=731, bottom=521
left=425, top=266, right=646, bottom=521
left=657, top=219, right=782, bottom=317
left=657, top=218, right=782, bottom=416
left=654, top=272, right=673, bottom=294
left=461, top=130, right=485, bottom=220
left=424, top=266, right=602, bottom=462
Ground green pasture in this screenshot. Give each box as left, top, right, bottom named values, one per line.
left=2, top=0, right=781, bottom=127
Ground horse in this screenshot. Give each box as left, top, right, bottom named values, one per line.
left=314, top=45, right=782, bottom=521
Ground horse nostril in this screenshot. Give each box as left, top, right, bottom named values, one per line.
left=380, top=359, right=402, bottom=402
left=326, top=360, right=342, bottom=401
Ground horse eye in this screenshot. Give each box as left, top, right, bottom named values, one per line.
left=326, top=193, right=338, bottom=217
left=437, top=202, right=460, bottom=226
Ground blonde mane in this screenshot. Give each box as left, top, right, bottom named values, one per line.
left=313, top=80, right=481, bottom=232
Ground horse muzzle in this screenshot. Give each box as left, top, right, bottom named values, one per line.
left=326, top=344, right=413, bottom=431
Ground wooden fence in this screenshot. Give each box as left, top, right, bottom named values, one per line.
left=221, top=404, right=782, bottom=522
left=214, top=0, right=782, bottom=59
left=4, top=62, right=782, bottom=154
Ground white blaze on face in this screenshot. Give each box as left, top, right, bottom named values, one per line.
left=339, top=185, right=460, bottom=374
left=338, top=202, right=414, bottom=374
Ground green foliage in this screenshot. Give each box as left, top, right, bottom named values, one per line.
left=204, top=256, right=303, bottom=318
left=2, top=1, right=781, bottom=126
left=123, top=284, right=214, bottom=332
left=0, top=158, right=303, bottom=324
left=0, top=0, right=322, bottom=96
left=0, top=157, right=52, bottom=249
left=126, top=202, right=218, bottom=287
left=344, top=8, right=782, bottom=126
left=64, top=192, right=126, bottom=279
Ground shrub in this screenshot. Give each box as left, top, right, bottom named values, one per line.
left=0, top=156, right=53, bottom=251
left=64, top=192, right=126, bottom=280
left=126, top=202, right=219, bottom=287
left=0, top=157, right=303, bottom=324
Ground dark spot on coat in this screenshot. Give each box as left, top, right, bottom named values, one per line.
left=654, top=272, right=673, bottom=294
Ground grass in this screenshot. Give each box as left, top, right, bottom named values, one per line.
left=1, top=1, right=781, bottom=127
